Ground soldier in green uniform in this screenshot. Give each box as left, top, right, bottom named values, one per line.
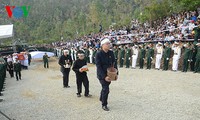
left=139, top=44, right=146, bottom=69
left=92, top=48, right=97, bottom=64
left=14, top=59, right=22, bottom=81
left=182, top=43, right=192, bottom=72
left=0, top=55, right=6, bottom=96
left=113, top=46, right=119, bottom=65
left=190, top=44, right=197, bottom=71
left=71, top=47, right=76, bottom=62
left=163, top=42, right=171, bottom=71
left=0, top=60, right=6, bottom=97
left=194, top=43, right=200, bottom=73
left=43, top=53, right=49, bottom=68
left=146, top=44, right=154, bottom=69
left=2, top=56, right=7, bottom=79
left=125, top=46, right=131, bottom=68
left=84, top=47, right=90, bottom=63
left=119, top=46, right=125, bottom=67
left=28, top=53, right=32, bottom=66
left=193, top=23, right=200, bottom=43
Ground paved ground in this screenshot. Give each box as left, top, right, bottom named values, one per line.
left=0, top=58, right=200, bottom=120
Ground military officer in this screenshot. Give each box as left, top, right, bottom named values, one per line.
left=155, top=42, right=163, bottom=70
left=146, top=44, right=154, bottom=69
left=89, top=47, right=93, bottom=64
left=190, top=44, right=197, bottom=71
left=194, top=43, right=200, bottom=73
left=119, top=46, right=125, bottom=67
left=113, top=46, right=119, bottom=65
left=139, top=44, right=146, bottom=69
left=182, top=43, right=192, bottom=72
left=172, top=42, right=181, bottom=71
left=193, top=22, right=200, bottom=43
left=163, top=42, right=171, bottom=71
left=125, top=46, right=131, bottom=68
left=28, top=53, right=32, bottom=66
left=7, top=61, right=14, bottom=78
left=70, top=47, right=76, bottom=62
left=131, top=45, right=139, bottom=69
left=14, top=59, right=22, bottom=81
left=92, top=48, right=97, bottom=64
left=43, top=53, right=49, bottom=68
left=0, top=55, right=6, bottom=97
left=84, top=47, right=90, bottom=63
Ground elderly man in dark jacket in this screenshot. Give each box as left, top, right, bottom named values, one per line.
left=58, top=50, right=73, bottom=88
left=95, top=38, right=118, bottom=111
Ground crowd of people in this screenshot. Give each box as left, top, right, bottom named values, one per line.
left=1, top=8, right=200, bottom=110
left=48, top=8, right=200, bottom=74
left=51, top=8, right=200, bottom=110
left=53, top=40, right=200, bottom=73
left=0, top=52, right=32, bottom=102
left=47, top=8, right=200, bottom=51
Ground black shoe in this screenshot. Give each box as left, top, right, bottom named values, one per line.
left=63, top=86, right=70, bottom=88
left=102, top=106, right=109, bottom=111
left=0, top=99, right=3, bottom=102
left=85, top=94, right=92, bottom=97
left=0, top=93, right=3, bottom=96
left=77, top=94, right=81, bottom=97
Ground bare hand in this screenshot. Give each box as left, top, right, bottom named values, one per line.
left=79, top=69, right=83, bottom=73
left=105, top=76, right=111, bottom=82
left=115, top=76, right=118, bottom=80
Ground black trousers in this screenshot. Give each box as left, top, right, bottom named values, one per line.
left=28, top=59, right=31, bottom=66
left=147, top=57, right=152, bottom=69
left=163, top=58, right=169, bottom=70
left=15, top=71, right=21, bottom=80
left=8, top=70, right=14, bottom=77
left=120, top=59, right=124, bottom=67
left=44, top=61, right=49, bottom=68
left=195, top=58, right=200, bottom=72
left=76, top=75, right=89, bottom=95
left=0, top=75, right=4, bottom=92
left=182, top=59, right=189, bottom=72
left=190, top=59, right=196, bottom=71
left=139, top=58, right=144, bottom=68
left=61, top=68, right=70, bottom=87
left=99, top=80, right=110, bottom=106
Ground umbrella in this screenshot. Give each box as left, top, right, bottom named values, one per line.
left=30, top=51, right=54, bottom=59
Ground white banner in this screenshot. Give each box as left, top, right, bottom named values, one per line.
left=0, top=24, right=13, bottom=39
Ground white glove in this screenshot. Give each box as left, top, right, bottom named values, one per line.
left=128, top=57, right=131, bottom=60
left=151, top=57, right=153, bottom=60
left=122, top=58, right=124, bottom=60
left=167, top=58, right=169, bottom=60
left=188, top=60, right=190, bottom=62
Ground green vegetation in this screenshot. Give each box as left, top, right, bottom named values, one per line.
left=0, top=0, right=200, bottom=44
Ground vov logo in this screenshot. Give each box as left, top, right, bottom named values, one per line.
left=5, top=6, right=31, bottom=19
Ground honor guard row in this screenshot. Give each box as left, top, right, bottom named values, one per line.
left=113, top=42, right=200, bottom=73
